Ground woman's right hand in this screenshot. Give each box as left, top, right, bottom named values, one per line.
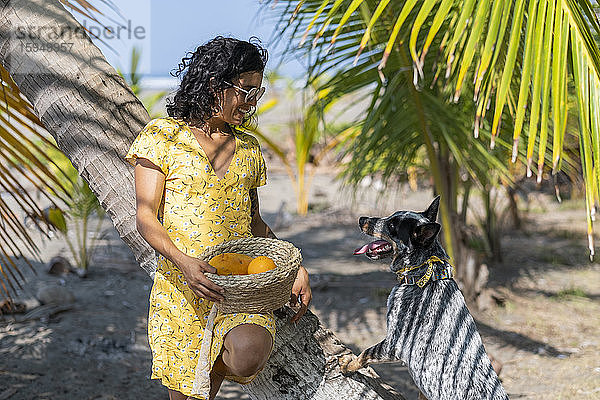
left=175, top=254, right=225, bottom=303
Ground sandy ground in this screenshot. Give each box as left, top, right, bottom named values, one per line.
left=1, top=168, right=599, bottom=399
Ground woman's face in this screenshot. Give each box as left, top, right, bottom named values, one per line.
left=216, top=70, right=263, bottom=126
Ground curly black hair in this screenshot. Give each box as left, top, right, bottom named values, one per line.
left=165, top=36, right=268, bottom=129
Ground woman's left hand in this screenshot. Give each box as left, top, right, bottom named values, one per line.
left=290, top=265, right=312, bottom=323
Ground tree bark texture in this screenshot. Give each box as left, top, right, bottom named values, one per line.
left=0, top=0, right=155, bottom=276
left=0, top=1, right=406, bottom=398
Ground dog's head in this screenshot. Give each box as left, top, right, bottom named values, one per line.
left=354, top=196, right=442, bottom=271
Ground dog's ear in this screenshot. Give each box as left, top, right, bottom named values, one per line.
left=423, top=196, right=440, bottom=222
left=412, top=222, right=441, bottom=247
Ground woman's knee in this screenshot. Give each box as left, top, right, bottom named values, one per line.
left=223, top=324, right=273, bottom=377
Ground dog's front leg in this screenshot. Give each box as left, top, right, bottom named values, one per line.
left=338, top=340, right=393, bottom=374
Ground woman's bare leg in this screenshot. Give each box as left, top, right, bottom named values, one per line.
left=167, top=324, right=272, bottom=400
left=209, top=354, right=228, bottom=400
left=167, top=388, right=189, bottom=400
left=207, top=323, right=273, bottom=399
left=167, top=388, right=205, bottom=400
left=221, top=324, right=273, bottom=378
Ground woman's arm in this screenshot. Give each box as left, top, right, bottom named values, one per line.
left=134, top=158, right=224, bottom=302
left=249, top=188, right=311, bottom=322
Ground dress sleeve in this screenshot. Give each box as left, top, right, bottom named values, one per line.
left=124, top=118, right=171, bottom=175
left=251, top=135, right=267, bottom=188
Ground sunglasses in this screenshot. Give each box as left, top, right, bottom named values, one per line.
left=224, top=81, right=266, bottom=103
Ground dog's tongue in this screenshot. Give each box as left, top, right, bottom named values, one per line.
left=354, top=240, right=389, bottom=255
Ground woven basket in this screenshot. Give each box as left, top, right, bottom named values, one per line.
left=199, top=237, right=302, bottom=313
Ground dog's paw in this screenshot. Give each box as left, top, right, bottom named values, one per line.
left=338, top=354, right=358, bottom=374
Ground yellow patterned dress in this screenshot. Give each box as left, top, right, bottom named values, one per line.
left=125, top=117, right=276, bottom=398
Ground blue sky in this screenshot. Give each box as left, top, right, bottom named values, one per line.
left=68, top=0, right=305, bottom=87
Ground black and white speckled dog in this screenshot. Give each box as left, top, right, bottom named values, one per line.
left=339, top=197, right=508, bottom=400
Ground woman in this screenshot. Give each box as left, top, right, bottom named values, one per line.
left=125, top=36, right=312, bottom=400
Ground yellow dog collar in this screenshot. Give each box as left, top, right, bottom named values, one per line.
left=396, top=256, right=454, bottom=288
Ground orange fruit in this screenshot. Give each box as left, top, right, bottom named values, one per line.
left=209, top=253, right=252, bottom=275
left=247, top=256, right=277, bottom=274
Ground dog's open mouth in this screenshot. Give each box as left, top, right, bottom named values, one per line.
left=354, top=239, right=393, bottom=259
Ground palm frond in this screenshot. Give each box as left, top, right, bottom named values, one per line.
left=266, top=0, right=600, bottom=256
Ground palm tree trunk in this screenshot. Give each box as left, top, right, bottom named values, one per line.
left=0, top=0, right=155, bottom=275
left=0, top=1, right=405, bottom=398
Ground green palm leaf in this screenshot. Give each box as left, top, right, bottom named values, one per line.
left=267, top=0, right=600, bottom=256
left=267, top=0, right=539, bottom=258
